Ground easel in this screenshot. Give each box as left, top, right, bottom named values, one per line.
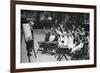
left=22, top=23, right=37, bottom=62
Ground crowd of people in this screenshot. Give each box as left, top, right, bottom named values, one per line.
left=44, top=22, right=90, bottom=60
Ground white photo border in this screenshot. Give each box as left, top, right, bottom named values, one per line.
left=15, top=4, right=95, bottom=69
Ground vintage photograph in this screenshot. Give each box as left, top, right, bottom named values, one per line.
left=21, top=10, right=90, bottom=63
left=11, top=1, right=96, bottom=72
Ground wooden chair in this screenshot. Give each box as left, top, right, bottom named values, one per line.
left=56, top=46, right=72, bottom=61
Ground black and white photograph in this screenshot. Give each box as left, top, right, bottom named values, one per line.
left=21, top=10, right=90, bottom=63
left=11, top=1, right=96, bottom=72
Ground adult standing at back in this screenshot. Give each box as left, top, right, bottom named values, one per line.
left=21, top=13, right=36, bottom=62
